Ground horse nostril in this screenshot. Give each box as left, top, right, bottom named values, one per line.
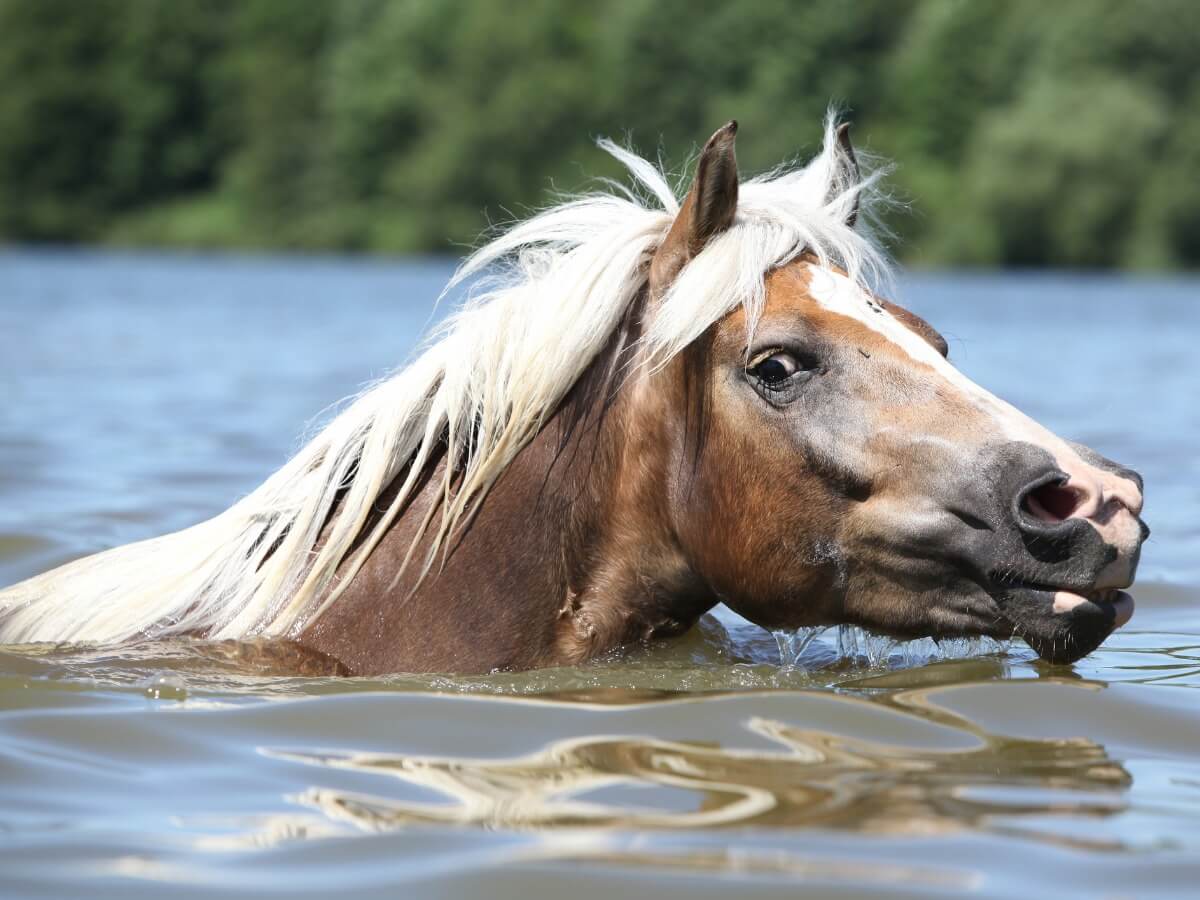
left=1021, top=479, right=1083, bottom=525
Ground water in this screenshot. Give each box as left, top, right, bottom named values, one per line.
left=1, top=249, right=1198, bottom=897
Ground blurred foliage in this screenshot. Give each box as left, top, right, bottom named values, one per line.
left=0, top=0, right=1196, bottom=267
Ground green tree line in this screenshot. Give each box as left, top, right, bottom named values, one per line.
left=1, top=0, right=1197, bottom=267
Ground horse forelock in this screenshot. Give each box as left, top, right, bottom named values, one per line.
left=0, top=111, right=894, bottom=647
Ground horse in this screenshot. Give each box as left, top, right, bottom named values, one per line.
left=0, top=116, right=1148, bottom=675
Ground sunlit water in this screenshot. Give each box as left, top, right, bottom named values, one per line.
left=1, top=250, right=1198, bottom=898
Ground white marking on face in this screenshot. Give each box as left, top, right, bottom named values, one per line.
left=803, top=264, right=1144, bottom=567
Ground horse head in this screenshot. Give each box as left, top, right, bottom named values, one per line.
left=632, top=121, right=1147, bottom=664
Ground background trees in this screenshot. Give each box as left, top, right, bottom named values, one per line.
left=0, top=0, right=1195, bottom=267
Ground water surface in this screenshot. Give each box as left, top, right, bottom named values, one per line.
left=1, top=251, right=1198, bottom=897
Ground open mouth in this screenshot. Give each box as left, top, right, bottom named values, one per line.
left=990, top=581, right=1134, bottom=664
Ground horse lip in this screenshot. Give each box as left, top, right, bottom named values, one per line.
left=991, top=579, right=1125, bottom=606
left=988, top=580, right=1133, bottom=664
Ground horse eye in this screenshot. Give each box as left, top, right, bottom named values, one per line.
left=750, top=352, right=800, bottom=385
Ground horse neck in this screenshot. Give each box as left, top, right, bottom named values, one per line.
left=547, top=311, right=719, bottom=663
left=299, top=293, right=716, bottom=675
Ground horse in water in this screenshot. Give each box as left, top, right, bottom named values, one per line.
left=0, top=118, right=1148, bottom=675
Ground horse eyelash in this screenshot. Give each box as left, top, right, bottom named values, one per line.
left=745, top=347, right=786, bottom=369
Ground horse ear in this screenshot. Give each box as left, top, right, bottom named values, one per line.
left=835, top=122, right=860, bottom=228
left=650, top=120, right=739, bottom=292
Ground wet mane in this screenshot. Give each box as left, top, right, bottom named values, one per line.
left=0, top=115, right=892, bottom=645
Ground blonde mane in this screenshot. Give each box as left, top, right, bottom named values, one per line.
left=0, top=115, right=892, bottom=646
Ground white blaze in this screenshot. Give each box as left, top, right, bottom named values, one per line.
left=804, top=264, right=1143, bottom=581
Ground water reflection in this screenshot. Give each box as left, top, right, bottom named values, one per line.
left=267, top=697, right=1130, bottom=848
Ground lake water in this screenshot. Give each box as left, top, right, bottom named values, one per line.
left=1, top=249, right=1198, bottom=898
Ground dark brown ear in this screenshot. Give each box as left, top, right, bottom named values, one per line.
left=834, top=122, right=860, bottom=228
left=649, top=120, right=739, bottom=293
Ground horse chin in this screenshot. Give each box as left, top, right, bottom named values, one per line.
left=835, top=578, right=1131, bottom=665
left=747, top=578, right=1131, bottom=665
left=992, top=585, right=1134, bottom=664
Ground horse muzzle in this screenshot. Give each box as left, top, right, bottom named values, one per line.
left=991, top=585, right=1135, bottom=664
left=973, top=441, right=1148, bottom=663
